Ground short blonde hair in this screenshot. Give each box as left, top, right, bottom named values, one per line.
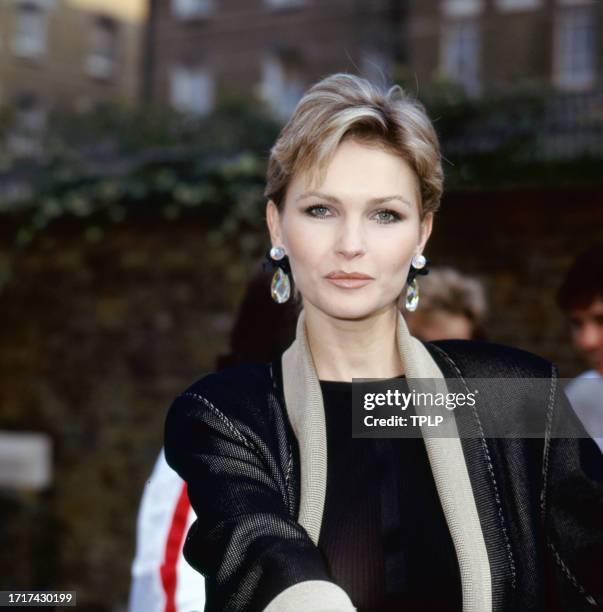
left=413, top=267, right=487, bottom=325
left=264, top=72, right=443, bottom=219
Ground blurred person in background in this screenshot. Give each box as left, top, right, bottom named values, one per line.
left=403, top=266, right=487, bottom=341
left=557, top=243, right=603, bottom=453
left=127, top=258, right=299, bottom=612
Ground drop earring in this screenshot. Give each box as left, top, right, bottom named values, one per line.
left=265, top=246, right=292, bottom=304
left=405, top=253, right=429, bottom=312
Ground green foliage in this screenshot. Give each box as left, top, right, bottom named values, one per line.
left=1, top=96, right=281, bottom=262
left=1, top=76, right=601, bottom=269
left=392, top=69, right=603, bottom=189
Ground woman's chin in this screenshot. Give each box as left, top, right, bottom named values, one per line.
left=318, top=299, right=385, bottom=321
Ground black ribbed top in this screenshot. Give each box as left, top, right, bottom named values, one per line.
left=317, top=375, right=463, bottom=612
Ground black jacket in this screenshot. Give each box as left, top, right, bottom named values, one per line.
left=164, top=339, right=603, bottom=612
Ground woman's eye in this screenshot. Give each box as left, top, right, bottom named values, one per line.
left=374, top=209, right=402, bottom=224
left=305, top=205, right=331, bottom=217
left=304, top=205, right=402, bottom=223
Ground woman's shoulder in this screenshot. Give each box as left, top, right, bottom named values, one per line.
left=425, top=338, right=556, bottom=379
left=180, top=361, right=275, bottom=400
left=165, top=361, right=279, bottom=436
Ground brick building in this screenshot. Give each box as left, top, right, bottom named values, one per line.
left=408, top=0, right=602, bottom=96
left=0, top=0, right=146, bottom=153
left=145, top=0, right=404, bottom=119
left=145, top=0, right=602, bottom=118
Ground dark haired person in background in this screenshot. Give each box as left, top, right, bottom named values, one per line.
left=558, top=243, right=603, bottom=453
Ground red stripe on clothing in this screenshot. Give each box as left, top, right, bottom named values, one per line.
left=160, top=482, right=191, bottom=612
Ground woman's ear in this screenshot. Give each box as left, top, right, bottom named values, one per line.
left=418, top=212, right=434, bottom=252
left=265, top=199, right=282, bottom=247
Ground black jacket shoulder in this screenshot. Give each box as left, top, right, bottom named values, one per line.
left=424, top=339, right=562, bottom=442
left=426, top=338, right=556, bottom=379
left=182, top=361, right=274, bottom=399
left=171, top=361, right=278, bottom=430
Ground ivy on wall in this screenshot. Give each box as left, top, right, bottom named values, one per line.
left=1, top=81, right=601, bottom=259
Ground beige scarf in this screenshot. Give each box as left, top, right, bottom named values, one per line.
left=269, top=308, right=491, bottom=612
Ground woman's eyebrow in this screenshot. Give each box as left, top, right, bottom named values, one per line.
left=295, top=191, right=412, bottom=207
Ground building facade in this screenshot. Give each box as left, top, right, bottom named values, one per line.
left=145, top=0, right=602, bottom=119
left=0, top=0, right=146, bottom=147
left=145, top=0, right=405, bottom=119
left=408, top=0, right=602, bottom=96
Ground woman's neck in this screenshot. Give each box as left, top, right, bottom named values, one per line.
left=303, top=305, right=404, bottom=382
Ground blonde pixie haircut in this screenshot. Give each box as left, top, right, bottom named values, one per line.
left=264, top=72, right=443, bottom=219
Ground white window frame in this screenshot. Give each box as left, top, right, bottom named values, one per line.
left=12, top=2, right=47, bottom=58
left=440, top=18, right=482, bottom=96
left=553, top=5, right=597, bottom=90
left=259, top=52, right=305, bottom=121
left=86, top=17, right=118, bottom=80
left=169, top=64, right=215, bottom=116
left=171, top=0, right=214, bottom=20
left=440, top=0, right=483, bottom=19
left=494, top=0, right=542, bottom=12
left=264, top=0, right=306, bottom=8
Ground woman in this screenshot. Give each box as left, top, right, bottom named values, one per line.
left=164, top=73, right=602, bottom=612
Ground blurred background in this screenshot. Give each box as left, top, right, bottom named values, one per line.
left=0, top=0, right=601, bottom=609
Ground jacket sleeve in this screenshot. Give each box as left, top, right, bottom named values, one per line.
left=542, top=368, right=603, bottom=611
left=164, top=388, right=357, bottom=612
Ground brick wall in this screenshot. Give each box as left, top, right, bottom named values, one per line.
left=429, top=186, right=603, bottom=375
left=0, top=186, right=600, bottom=607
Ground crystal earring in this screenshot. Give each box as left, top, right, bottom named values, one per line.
left=266, top=246, right=291, bottom=304
left=405, top=279, right=419, bottom=311
left=405, top=253, right=429, bottom=312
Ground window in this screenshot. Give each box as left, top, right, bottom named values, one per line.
left=171, top=0, right=213, bottom=19
left=264, top=0, right=305, bottom=8
left=553, top=6, right=597, bottom=89
left=169, top=65, right=215, bottom=116
left=86, top=17, right=118, bottom=79
left=15, top=92, right=47, bottom=132
left=12, top=2, right=46, bottom=58
left=259, top=51, right=305, bottom=121
left=494, top=0, right=541, bottom=11
left=441, top=0, right=483, bottom=19
left=7, top=92, right=47, bottom=156
left=557, top=0, right=596, bottom=5
left=440, top=19, right=481, bottom=95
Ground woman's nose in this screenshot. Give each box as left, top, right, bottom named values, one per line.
left=336, top=246, right=365, bottom=258
left=334, top=219, right=366, bottom=259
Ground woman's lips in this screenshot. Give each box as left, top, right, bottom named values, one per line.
left=326, top=277, right=373, bottom=289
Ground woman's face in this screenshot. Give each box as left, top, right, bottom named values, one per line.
left=266, top=137, right=433, bottom=321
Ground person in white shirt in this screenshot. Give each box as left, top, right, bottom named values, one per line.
left=128, top=449, right=205, bottom=612
left=557, top=243, right=603, bottom=453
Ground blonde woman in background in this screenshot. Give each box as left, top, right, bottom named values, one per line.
left=403, top=266, right=487, bottom=341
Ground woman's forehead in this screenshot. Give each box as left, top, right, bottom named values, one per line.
left=288, top=147, right=421, bottom=208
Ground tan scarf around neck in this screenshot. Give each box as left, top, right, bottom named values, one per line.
left=280, top=307, right=492, bottom=612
